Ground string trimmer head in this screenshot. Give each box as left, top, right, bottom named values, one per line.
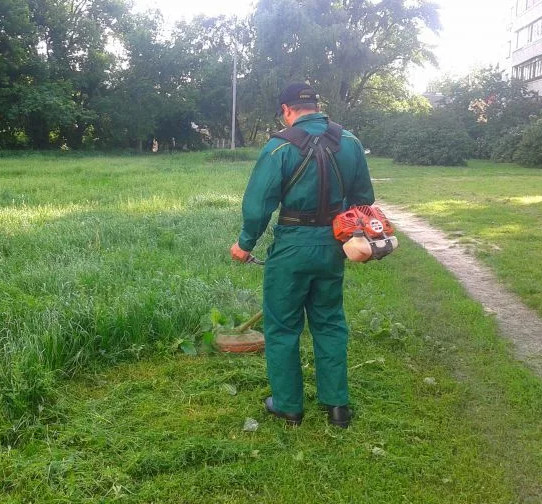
left=216, top=255, right=265, bottom=353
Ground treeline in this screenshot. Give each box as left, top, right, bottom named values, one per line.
left=363, top=68, right=542, bottom=166
left=0, top=0, right=440, bottom=151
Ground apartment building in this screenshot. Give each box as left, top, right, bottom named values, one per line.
left=505, top=0, right=542, bottom=94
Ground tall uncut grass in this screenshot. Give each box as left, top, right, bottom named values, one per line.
left=0, top=152, right=263, bottom=441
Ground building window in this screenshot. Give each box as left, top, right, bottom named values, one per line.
left=516, top=26, right=529, bottom=48
left=518, top=0, right=542, bottom=14
left=513, top=55, right=542, bottom=82
left=514, top=17, right=542, bottom=50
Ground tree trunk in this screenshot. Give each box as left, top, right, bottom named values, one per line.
left=250, top=118, right=261, bottom=144
left=27, top=115, right=50, bottom=149
left=339, top=80, right=349, bottom=102
left=235, top=114, right=245, bottom=147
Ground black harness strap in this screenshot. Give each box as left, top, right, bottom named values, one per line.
left=314, top=138, right=329, bottom=226
left=282, top=145, right=314, bottom=196
left=271, top=121, right=344, bottom=226
left=278, top=202, right=344, bottom=226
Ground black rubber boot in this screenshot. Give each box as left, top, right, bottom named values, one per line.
left=323, top=405, right=352, bottom=428
left=264, top=397, right=303, bottom=426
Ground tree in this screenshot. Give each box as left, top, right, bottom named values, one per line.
left=0, top=0, right=130, bottom=148
left=171, top=15, right=252, bottom=146
left=0, top=0, right=43, bottom=147
left=0, top=0, right=442, bottom=151
left=246, top=0, right=440, bottom=124
left=430, top=67, right=542, bottom=159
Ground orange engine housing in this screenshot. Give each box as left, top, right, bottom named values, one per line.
left=333, top=205, right=394, bottom=242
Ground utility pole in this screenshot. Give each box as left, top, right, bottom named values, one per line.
left=231, top=45, right=238, bottom=150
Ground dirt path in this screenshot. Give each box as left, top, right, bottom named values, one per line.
left=379, top=203, right=542, bottom=374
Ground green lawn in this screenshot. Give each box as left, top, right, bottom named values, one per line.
left=1, top=153, right=542, bottom=503
left=371, top=158, right=542, bottom=316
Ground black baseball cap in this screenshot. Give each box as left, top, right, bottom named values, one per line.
left=276, top=83, right=319, bottom=116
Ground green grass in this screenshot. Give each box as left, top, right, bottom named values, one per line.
left=371, top=158, right=542, bottom=316
left=0, top=153, right=261, bottom=432
left=1, top=153, right=542, bottom=502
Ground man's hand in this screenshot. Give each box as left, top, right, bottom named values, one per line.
left=230, top=242, right=251, bottom=263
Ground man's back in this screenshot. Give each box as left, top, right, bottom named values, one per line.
left=238, top=112, right=374, bottom=251
left=268, top=112, right=374, bottom=213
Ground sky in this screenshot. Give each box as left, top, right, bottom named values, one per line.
left=411, top=0, right=510, bottom=91
left=134, top=0, right=510, bottom=93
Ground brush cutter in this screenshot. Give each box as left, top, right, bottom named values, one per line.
left=332, top=205, right=398, bottom=262
left=220, top=205, right=397, bottom=351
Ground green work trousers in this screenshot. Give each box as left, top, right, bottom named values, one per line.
left=263, top=233, right=349, bottom=414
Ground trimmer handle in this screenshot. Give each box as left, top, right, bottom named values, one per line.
left=247, top=255, right=265, bottom=265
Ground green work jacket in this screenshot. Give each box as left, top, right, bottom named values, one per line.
left=238, top=113, right=375, bottom=251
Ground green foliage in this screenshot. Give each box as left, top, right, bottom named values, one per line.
left=175, top=307, right=234, bottom=356
left=392, top=111, right=473, bottom=166
left=490, top=126, right=526, bottom=163
left=358, top=112, right=411, bottom=157
left=428, top=68, right=542, bottom=162
left=248, top=0, right=439, bottom=118
left=0, top=0, right=441, bottom=150
left=0, top=0, right=130, bottom=149
left=360, top=68, right=541, bottom=166
left=338, top=75, right=433, bottom=146
left=514, top=118, right=542, bottom=167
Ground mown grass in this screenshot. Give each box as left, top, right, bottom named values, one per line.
left=371, top=158, right=542, bottom=316
left=1, top=152, right=542, bottom=502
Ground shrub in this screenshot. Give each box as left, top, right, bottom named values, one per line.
left=392, top=111, right=473, bottom=166
left=359, top=114, right=406, bottom=157
left=471, top=136, right=492, bottom=160
left=490, top=126, right=525, bottom=163
left=514, top=118, right=542, bottom=167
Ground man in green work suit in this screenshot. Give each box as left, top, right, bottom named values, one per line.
left=230, top=83, right=374, bottom=427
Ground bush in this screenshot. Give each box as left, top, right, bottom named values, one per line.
left=392, top=111, right=473, bottom=166
left=490, top=126, right=525, bottom=163
left=471, top=136, right=492, bottom=160
left=514, top=118, right=542, bottom=167
left=359, top=113, right=407, bottom=157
